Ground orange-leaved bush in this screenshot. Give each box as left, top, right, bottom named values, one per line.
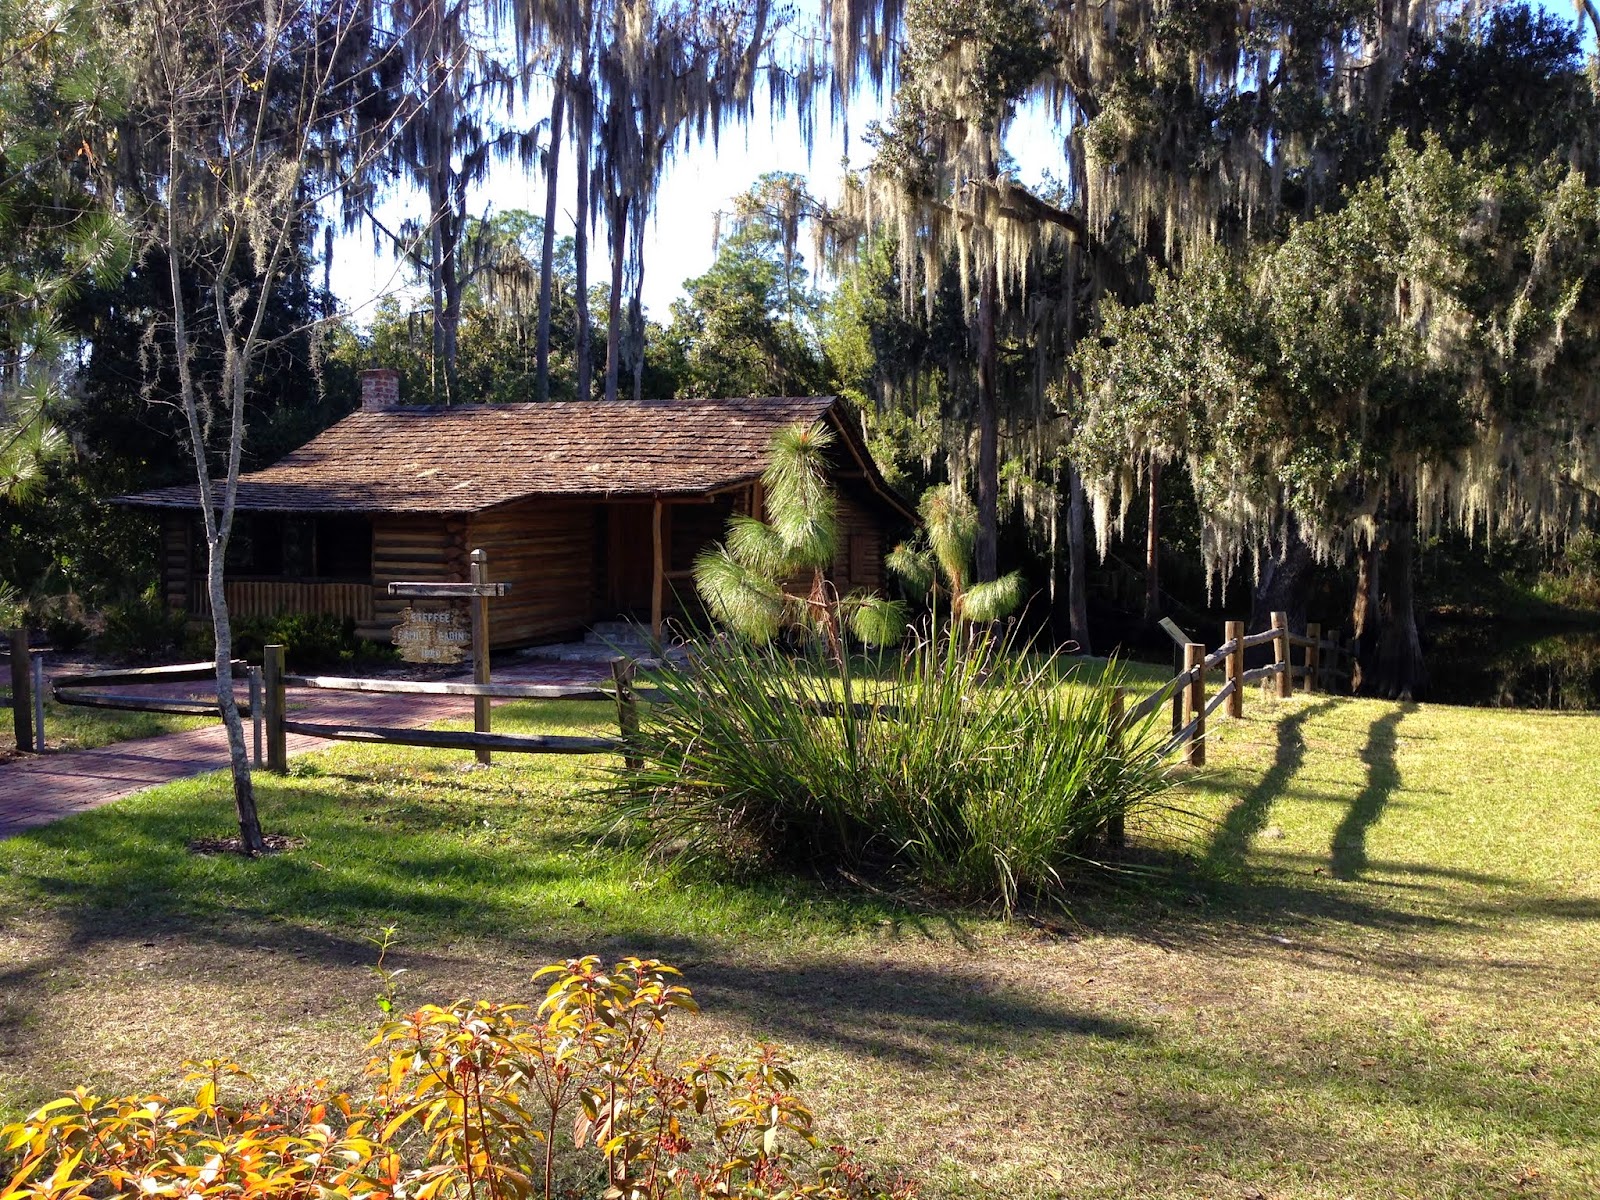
left=1, top=957, right=913, bottom=1200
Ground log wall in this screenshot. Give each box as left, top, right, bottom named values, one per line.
left=160, top=514, right=192, bottom=612
left=368, top=514, right=465, bottom=642
left=467, top=499, right=596, bottom=648
left=832, top=489, right=886, bottom=594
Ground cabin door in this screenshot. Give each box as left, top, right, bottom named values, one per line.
left=605, top=502, right=660, bottom=618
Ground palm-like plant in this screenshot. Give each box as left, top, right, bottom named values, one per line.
left=887, top=485, right=1024, bottom=624
left=694, top=421, right=906, bottom=656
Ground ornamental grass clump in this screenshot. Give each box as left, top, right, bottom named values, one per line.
left=611, top=625, right=1177, bottom=913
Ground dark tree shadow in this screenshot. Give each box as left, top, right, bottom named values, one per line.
left=1330, top=705, right=1412, bottom=880
left=1205, top=700, right=1340, bottom=870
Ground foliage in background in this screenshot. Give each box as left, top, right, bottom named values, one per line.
left=0, top=957, right=914, bottom=1200
left=661, top=175, right=831, bottom=400
left=888, top=486, right=1023, bottom=624
left=231, top=612, right=396, bottom=672
left=96, top=586, right=188, bottom=660
left=1537, top=532, right=1600, bottom=610
left=0, top=0, right=131, bottom=615
left=695, top=422, right=906, bottom=656
left=612, top=626, right=1176, bottom=914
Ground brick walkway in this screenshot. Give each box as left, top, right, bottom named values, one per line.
left=0, top=660, right=613, bottom=840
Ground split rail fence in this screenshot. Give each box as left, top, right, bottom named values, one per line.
left=50, top=659, right=267, bottom=761
left=34, top=613, right=1350, bottom=779
left=260, top=649, right=650, bottom=770
left=1118, top=612, right=1351, bottom=770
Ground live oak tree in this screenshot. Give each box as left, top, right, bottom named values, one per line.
left=1073, top=7, right=1600, bottom=698
left=816, top=0, right=1476, bottom=654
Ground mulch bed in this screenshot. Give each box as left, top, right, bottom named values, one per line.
left=187, top=832, right=307, bottom=856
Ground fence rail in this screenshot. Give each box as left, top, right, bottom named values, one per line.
left=280, top=720, right=618, bottom=756
left=261, top=648, right=645, bottom=768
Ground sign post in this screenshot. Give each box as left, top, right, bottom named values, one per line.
left=469, top=549, right=492, bottom=765
left=388, top=549, right=510, bottom=766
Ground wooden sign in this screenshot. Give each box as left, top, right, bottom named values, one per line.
left=392, top=606, right=471, bottom=664
left=387, top=581, right=510, bottom=599
left=388, top=550, right=502, bottom=764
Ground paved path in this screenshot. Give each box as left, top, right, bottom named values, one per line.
left=0, top=661, right=613, bottom=839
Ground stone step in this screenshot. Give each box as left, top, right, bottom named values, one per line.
left=520, top=638, right=688, bottom=668
left=586, top=620, right=645, bottom=641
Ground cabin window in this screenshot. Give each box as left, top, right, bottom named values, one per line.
left=315, top=516, right=373, bottom=578
left=223, top=514, right=372, bottom=580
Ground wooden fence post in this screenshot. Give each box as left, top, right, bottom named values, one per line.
left=1271, top=611, right=1292, bottom=699
left=1184, top=643, right=1206, bottom=766
left=248, top=667, right=264, bottom=767
left=1304, top=622, right=1321, bottom=694
left=1325, top=626, right=1342, bottom=692
left=1170, top=641, right=1184, bottom=735
left=1106, top=685, right=1126, bottom=852
left=611, top=658, right=641, bottom=771
left=1224, top=619, right=1245, bottom=719
left=9, top=628, right=32, bottom=754
left=469, top=548, right=492, bottom=766
left=263, top=644, right=287, bottom=774
left=30, top=652, right=45, bottom=752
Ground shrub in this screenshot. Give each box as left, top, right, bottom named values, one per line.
left=231, top=612, right=393, bottom=671
left=97, top=586, right=187, bottom=659
left=41, top=614, right=89, bottom=653
left=0, top=958, right=912, bottom=1200
left=611, top=625, right=1178, bottom=913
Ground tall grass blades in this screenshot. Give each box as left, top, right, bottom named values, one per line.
left=609, top=625, right=1179, bottom=913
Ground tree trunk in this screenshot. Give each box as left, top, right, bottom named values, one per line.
left=1066, top=463, right=1092, bottom=654
left=206, top=538, right=265, bottom=853
left=628, top=259, right=645, bottom=403
left=1350, top=535, right=1381, bottom=693
left=440, top=202, right=462, bottom=401
left=974, top=261, right=999, bottom=583
left=425, top=45, right=459, bottom=405
left=1144, top=458, right=1162, bottom=621
left=535, top=70, right=566, bottom=402
left=1248, top=517, right=1314, bottom=638
left=573, top=115, right=592, bottom=402
left=604, top=192, right=627, bottom=403
left=1366, top=501, right=1427, bottom=700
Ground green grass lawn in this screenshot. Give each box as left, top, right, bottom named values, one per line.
left=1, top=696, right=208, bottom=755
left=0, top=685, right=1596, bottom=1198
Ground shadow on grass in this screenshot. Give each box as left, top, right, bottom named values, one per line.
left=1204, top=700, right=1340, bottom=870
left=1330, top=704, right=1412, bottom=880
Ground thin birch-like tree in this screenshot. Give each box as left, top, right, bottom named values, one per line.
left=131, top=0, right=405, bottom=851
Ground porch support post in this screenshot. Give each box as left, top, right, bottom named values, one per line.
left=651, top=497, right=664, bottom=644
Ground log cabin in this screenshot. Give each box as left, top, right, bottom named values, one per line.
left=119, top=371, right=913, bottom=649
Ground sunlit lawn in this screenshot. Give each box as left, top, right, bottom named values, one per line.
left=0, top=685, right=1596, bottom=1198
left=0, top=697, right=207, bottom=755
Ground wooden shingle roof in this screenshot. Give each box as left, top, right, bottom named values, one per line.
left=121, top=396, right=903, bottom=515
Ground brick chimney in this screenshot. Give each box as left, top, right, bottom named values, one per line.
left=360, top=368, right=401, bottom=411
